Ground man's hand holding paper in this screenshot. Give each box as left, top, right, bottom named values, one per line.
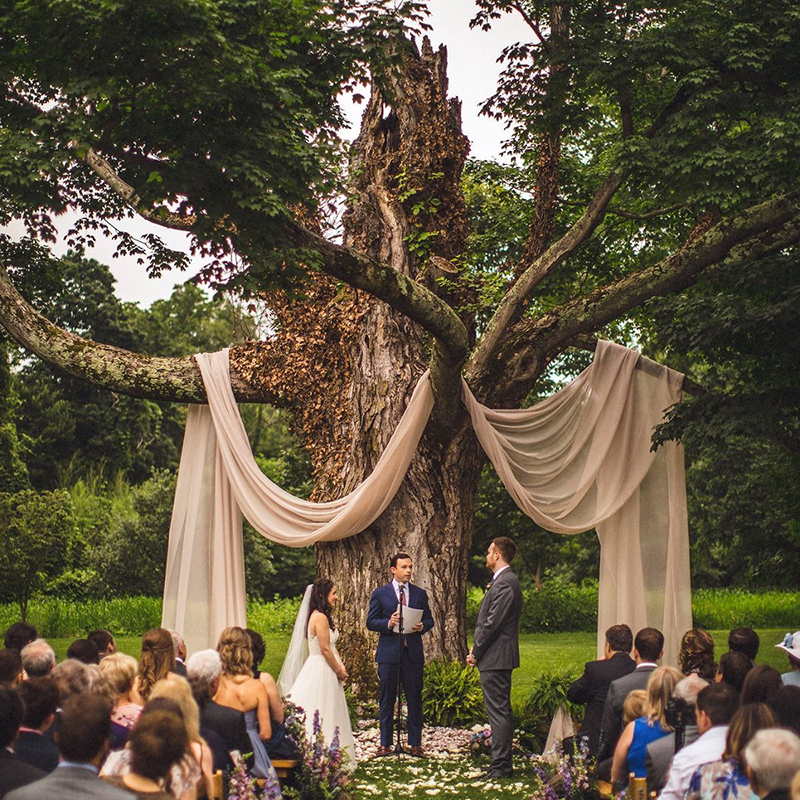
left=390, top=604, right=424, bottom=634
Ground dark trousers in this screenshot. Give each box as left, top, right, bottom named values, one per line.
left=480, top=669, right=513, bottom=774
left=378, top=650, right=423, bottom=747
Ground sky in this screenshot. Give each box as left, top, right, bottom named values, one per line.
left=8, top=0, right=523, bottom=307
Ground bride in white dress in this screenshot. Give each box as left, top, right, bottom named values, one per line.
left=277, top=579, right=357, bottom=767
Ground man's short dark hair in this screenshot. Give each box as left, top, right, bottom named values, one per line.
left=56, top=692, right=112, bottom=763
left=66, top=638, right=100, bottom=665
left=390, top=553, right=412, bottom=568
left=87, top=630, right=114, bottom=653
left=697, top=682, right=740, bottom=726
left=606, top=624, right=633, bottom=653
left=728, top=627, right=760, bottom=661
left=492, top=537, right=517, bottom=563
left=634, top=627, right=664, bottom=662
left=0, top=687, right=23, bottom=748
left=3, top=622, right=37, bottom=652
left=719, top=650, right=752, bottom=693
left=0, top=649, right=22, bottom=685
left=19, top=676, right=59, bottom=728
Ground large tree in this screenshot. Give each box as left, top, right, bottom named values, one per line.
left=1, top=0, right=799, bottom=671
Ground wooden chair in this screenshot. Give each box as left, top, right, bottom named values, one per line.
left=209, top=770, right=224, bottom=800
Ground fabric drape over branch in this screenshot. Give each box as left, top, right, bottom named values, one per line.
left=462, top=341, right=691, bottom=662
left=162, top=342, right=691, bottom=661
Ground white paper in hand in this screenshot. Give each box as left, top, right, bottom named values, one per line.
left=391, top=604, right=423, bottom=634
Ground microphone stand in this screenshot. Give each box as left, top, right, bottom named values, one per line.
left=394, top=585, right=405, bottom=756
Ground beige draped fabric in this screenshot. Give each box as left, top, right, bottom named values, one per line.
left=461, top=340, right=691, bottom=662
left=162, top=350, right=434, bottom=655
left=162, top=342, right=691, bottom=662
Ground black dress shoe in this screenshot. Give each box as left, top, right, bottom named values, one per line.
left=482, top=769, right=514, bottom=779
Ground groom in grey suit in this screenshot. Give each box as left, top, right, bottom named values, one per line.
left=467, top=536, right=523, bottom=778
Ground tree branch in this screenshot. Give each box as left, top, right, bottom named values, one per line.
left=79, top=145, right=471, bottom=365
left=510, top=2, right=551, bottom=52
left=466, top=170, right=626, bottom=381
left=0, top=263, right=285, bottom=404
left=79, top=147, right=197, bottom=232
left=494, top=193, right=800, bottom=400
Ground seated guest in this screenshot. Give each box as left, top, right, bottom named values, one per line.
left=103, top=697, right=201, bottom=800
left=186, top=649, right=250, bottom=768
left=596, top=626, right=664, bottom=777
left=776, top=632, right=800, bottom=688
left=215, top=627, right=278, bottom=781
left=680, top=629, right=717, bottom=681
left=15, top=678, right=59, bottom=773
left=132, top=629, right=175, bottom=705
left=659, top=682, right=740, bottom=800
left=0, top=687, right=44, bottom=797
left=98, top=653, right=142, bottom=749
left=717, top=651, right=752, bottom=693
left=3, top=623, right=36, bottom=653
left=102, top=710, right=188, bottom=800
left=245, top=629, right=294, bottom=758
left=645, top=674, right=707, bottom=794
left=6, top=692, right=131, bottom=800
left=567, top=624, right=635, bottom=757
left=729, top=628, right=760, bottom=666
left=611, top=666, right=682, bottom=784
left=169, top=632, right=188, bottom=678
left=744, top=728, right=800, bottom=800
left=88, top=630, right=117, bottom=660
left=0, top=651, right=23, bottom=688
left=741, top=665, right=783, bottom=705
left=20, top=639, right=55, bottom=678
left=769, top=685, right=800, bottom=734
left=685, top=703, right=777, bottom=800
left=622, top=690, right=648, bottom=727
left=52, top=659, right=104, bottom=705
left=150, top=677, right=214, bottom=798
left=67, top=638, right=101, bottom=665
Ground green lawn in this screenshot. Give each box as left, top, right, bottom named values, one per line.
left=50, top=628, right=792, bottom=707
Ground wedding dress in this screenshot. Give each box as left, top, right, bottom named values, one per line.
left=287, top=622, right=357, bottom=767
left=278, top=587, right=356, bottom=768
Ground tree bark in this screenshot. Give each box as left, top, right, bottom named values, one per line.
left=310, top=39, right=484, bottom=689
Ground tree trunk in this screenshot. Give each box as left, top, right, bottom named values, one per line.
left=306, top=38, right=480, bottom=692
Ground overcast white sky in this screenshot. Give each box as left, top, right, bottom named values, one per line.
left=9, top=0, right=522, bottom=307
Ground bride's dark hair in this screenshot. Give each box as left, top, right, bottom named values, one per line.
left=307, top=578, right=336, bottom=633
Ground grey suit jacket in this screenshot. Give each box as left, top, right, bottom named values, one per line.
left=645, top=724, right=699, bottom=794
left=472, top=568, right=523, bottom=671
left=7, top=765, right=132, bottom=800
left=596, top=664, right=657, bottom=763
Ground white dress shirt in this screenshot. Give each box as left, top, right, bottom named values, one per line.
left=392, top=578, right=409, bottom=603
left=658, top=725, right=729, bottom=800
left=492, top=565, right=510, bottom=581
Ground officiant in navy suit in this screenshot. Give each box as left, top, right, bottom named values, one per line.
left=366, top=552, right=434, bottom=757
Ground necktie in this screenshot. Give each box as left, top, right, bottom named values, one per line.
left=400, top=586, right=406, bottom=605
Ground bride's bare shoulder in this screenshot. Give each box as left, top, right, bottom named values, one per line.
left=308, top=609, right=330, bottom=632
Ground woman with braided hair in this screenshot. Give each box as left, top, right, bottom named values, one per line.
left=132, top=628, right=175, bottom=705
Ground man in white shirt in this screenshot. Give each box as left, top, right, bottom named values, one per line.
left=658, top=682, right=739, bottom=800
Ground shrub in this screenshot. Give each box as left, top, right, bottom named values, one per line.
left=422, top=660, right=485, bottom=727
left=514, top=671, right=580, bottom=754
left=246, top=596, right=302, bottom=635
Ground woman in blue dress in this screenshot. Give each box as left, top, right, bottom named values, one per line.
left=612, top=665, right=683, bottom=785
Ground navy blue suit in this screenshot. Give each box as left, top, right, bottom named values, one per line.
left=367, top=582, right=434, bottom=747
